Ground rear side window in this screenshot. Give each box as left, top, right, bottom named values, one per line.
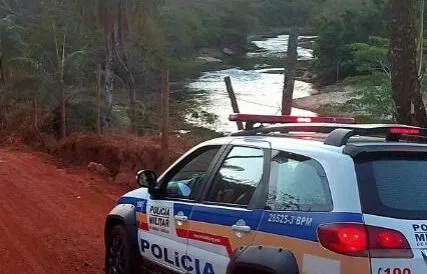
left=267, top=150, right=333, bottom=212
left=355, top=152, right=427, bottom=219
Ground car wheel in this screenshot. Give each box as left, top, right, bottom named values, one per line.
left=105, top=224, right=133, bottom=274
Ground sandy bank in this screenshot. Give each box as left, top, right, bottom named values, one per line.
left=293, top=83, right=356, bottom=114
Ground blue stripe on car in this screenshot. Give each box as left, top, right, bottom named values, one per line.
left=119, top=197, right=363, bottom=242
left=258, top=211, right=363, bottom=242
left=118, top=197, right=147, bottom=213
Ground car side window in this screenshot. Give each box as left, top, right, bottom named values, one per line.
left=267, top=150, right=333, bottom=212
left=205, top=146, right=265, bottom=207
left=164, top=146, right=220, bottom=200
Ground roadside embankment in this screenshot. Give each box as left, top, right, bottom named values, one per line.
left=52, top=134, right=194, bottom=189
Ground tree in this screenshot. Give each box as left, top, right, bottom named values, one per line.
left=0, top=14, right=26, bottom=130
left=313, top=0, right=388, bottom=84
left=389, top=0, right=427, bottom=126
left=51, top=25, right=86, bottom=138
left=281, top=0, right=302, bottom=115
left=416, top=0, right=424, bottom=78
left=0, top=15, right=26, bottom=85
left=282, top=0, right=319, bottom=115
left=282, top=24, right=298, bottom=115
left=79, top=0, right=137, bottom=131
left=341, top=38, right=393, bottom=120
left=349, top=38, right=390, bottom=78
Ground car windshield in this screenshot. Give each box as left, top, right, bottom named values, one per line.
left=355, top=152, right=427, bottom=220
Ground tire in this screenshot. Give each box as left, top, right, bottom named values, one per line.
left=232, top=267, right=274, bottom=274
left=105, top=224, right=136, bottom=274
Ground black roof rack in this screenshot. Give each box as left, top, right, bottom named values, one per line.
left=230, top=123, right=427, bottom=147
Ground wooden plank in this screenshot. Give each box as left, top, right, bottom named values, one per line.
left=224, top=76, right=243, bottom=130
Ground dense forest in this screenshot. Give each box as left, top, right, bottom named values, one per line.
left=0, top=0, right=316, bottom=137
left=0, top=0, right=425, bottom=140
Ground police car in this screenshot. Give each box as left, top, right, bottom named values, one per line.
left=104, top=114, right=427, bottom=274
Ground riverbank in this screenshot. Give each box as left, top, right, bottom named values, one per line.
left=293, top=83, right=355, bottom=115
left=248, top=27, right=317, bottom=41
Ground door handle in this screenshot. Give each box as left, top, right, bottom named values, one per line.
left=232, top=225, right=251, bottom=233
left=174, top=215, right=188, bottom=222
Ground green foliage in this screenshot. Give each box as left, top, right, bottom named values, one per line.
left=0, top=15, right=26, bottom=61
left=136, top=15, right=166, bottom=69
left=343, top=73, right=393, bottom=120
left=66, top=101, right=98, bottom=133
left=157, top=0, right=323, bottom=58
left=348, top=37, right=388, bottom=74
left=159, top=0, right=258, bottom=56
left=313, top=17, right=349, bottom=84
left=313, top=0, right=389, bottom=84
left=256, top=0, right=324, bottom=31
left=326, top=34, right=393, bottom=120
left=0, top=0, right=413, bottom=135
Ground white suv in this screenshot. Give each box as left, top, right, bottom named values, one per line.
left=104, top=114, right=427, bottom=274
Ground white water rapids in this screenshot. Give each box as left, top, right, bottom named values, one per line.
left=185, top=35, right=318, bottom=133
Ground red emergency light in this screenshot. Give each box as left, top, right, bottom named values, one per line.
left=388, top=127, right=421, bottom=136
left=229, top=114, right=356, bottom=125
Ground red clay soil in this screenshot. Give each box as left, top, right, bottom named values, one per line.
left=0, top=147, right=127, bottom=274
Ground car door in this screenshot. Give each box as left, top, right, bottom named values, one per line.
left=138, top=145, right=224, bottom=273
left=185, top=139, right=270, bottom=274
left=252, top=149, right=336, bottom=273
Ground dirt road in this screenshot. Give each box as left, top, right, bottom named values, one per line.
left=0, top=147, right=126, bottom=274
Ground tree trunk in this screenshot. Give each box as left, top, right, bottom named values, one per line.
left=114, top=41, right=136, bottom=133
left=103, top=31, right=114, bottom=129
left=418, top=0, right=425, bottom=77
left=60, top=34, right=66, bottom=139
left=96, top=65, right=102, bottom=135
left=389, top=0, right=427, bottom=126
left=0, top=57, right=4, bottom=85
left=60, top=85, right=66, bottom=138
left=282, top=25, right=299, bottom=115
left=115, top=4, right=136, bottom=133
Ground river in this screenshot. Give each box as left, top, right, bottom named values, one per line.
left=185, top=34, right=318, bottom=133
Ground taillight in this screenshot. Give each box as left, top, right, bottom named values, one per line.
left=318, top=223, right=413, bottom=258
left=367, top=226, right=413, bottom=258
left=317, top=223, right=368, bottom=257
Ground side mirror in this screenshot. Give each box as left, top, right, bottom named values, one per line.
left=136, top=170, right=157, bottom=190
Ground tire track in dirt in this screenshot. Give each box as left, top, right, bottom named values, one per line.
left=0, top=148, right=127, bottom=274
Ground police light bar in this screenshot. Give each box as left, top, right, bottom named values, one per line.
left=229, top=114, right=356, bottom=125
left=389, top=127, right=421, bottom=136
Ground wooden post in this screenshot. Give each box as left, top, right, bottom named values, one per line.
left=96, top=65, right=102, bottom=135
left=224, top=76, right=243, bottom=130
left=33, top=96, right=38, bottom=132
left=161, top=66, right=170, bottom=166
